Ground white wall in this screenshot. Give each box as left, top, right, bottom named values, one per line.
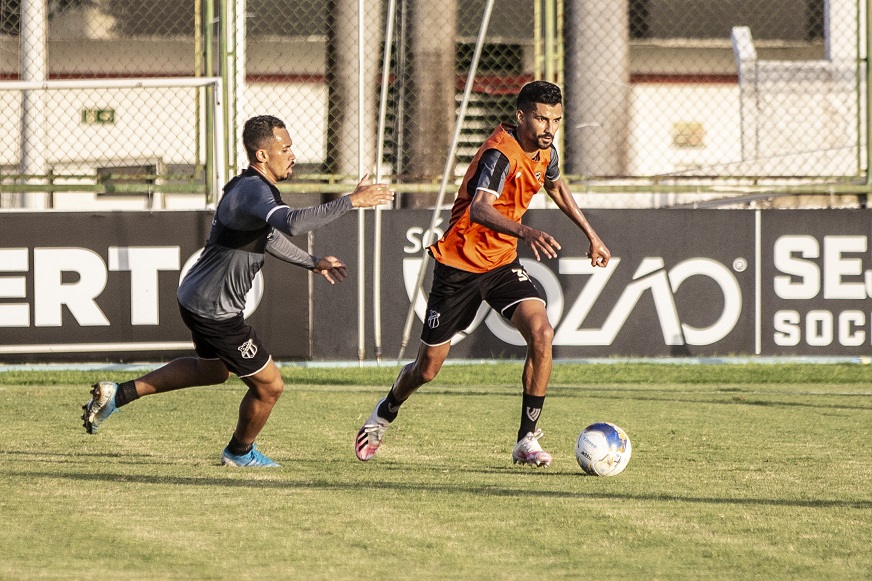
left=0, top=79, right=858, bottom=210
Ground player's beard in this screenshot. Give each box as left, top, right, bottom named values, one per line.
left=538, top=135, right=554, bottom=149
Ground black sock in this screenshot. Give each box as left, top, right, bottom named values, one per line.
left=518, top=393, right=546, bottom=442
left=227, top=435, right=253, bottom=456
left=114, top=381, right=140, bottom=408
left=376, top=388, right=404, bottom=422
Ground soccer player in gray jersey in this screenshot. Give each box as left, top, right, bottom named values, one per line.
left=82, top=115, right=393, bottom=467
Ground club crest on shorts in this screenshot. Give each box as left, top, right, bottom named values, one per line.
left=427, top=309, right=441, bottom=329
left=238, top=338, right=258, bottom=359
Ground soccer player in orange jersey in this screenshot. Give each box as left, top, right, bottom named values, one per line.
left=356, top=81, right=610, bottom=467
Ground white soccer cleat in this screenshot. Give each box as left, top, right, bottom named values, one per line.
left=355, top=398, right=390, bottom=461
left=81, top=381, right=119, bottom=434
left=512, top=428, right=553, bottom=468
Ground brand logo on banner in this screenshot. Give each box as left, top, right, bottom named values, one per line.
left=0, top=246, right=265, bottom=330
left=770, top=234, right=872, bottom=348
left=402, top=255, right=742, bottom=347
left=402, top=216, right=744, bottom=348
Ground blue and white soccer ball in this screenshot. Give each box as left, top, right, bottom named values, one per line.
left=575, top=422, right=632, bottom=476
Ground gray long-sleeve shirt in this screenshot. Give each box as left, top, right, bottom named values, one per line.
left=178, top=167, right=352, bottom=319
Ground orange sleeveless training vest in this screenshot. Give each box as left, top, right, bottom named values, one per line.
left=429, top=123, right=551, bottom=273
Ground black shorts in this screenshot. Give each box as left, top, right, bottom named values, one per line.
left=178, top=303, right=272, bottom=378
left=420, top=259, right=544, bottom=346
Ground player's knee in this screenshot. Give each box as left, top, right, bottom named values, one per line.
left=529, top=320, right=554, bottom=349
left=267, top=379, right=285, bottom=400
left=249, top=375, right=284, bottom=402
left=255, top=381, right=283, bottom=405
left=418, top=367, right=438, bottom=384
left=414, top=361, right=442, bottom=384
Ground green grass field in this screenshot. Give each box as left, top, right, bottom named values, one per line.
left=1, top=363, right=870, bottom=580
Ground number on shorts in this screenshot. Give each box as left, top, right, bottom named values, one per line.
left=512, top=268, right=530, bottom=282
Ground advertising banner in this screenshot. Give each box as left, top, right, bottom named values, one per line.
left=314, top=208, right=872, bottom=359
left=761, top=210, right=872, bottom=355
left=2, top=208, right=870, bottom=362
left=0, top=212, right=308, bottom=363
left=313, top=209, right=757, bottom=359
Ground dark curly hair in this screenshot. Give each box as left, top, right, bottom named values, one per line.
left=517, top=81, right=562, bottom=112
left=242, top=115, right=286, bottom=162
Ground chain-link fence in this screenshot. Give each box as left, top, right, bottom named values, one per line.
left=0, top=0, right=868, bottom=209
left=238, top=0, right=538, bottom=206
left=621, top=0, right=866, bottom=208
left=0, top=0, right=216, bottom=209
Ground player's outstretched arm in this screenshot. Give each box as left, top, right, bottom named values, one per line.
left=269, top=174, right=393, bottom=238
left=543, top=176, right=610, bottom=267
left=347, top=173, right=394, bottom=208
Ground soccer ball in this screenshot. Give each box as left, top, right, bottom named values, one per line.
left=575, top=422, right=632, bottom=476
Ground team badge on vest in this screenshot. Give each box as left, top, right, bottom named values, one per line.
left=238, top=339, right=258, bottom=359
left=535, top=171, right=542, bottom=183
left=427, top=309, right=441, bottom=329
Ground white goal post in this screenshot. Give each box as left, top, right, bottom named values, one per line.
left=0, top=76, right=226, bottom=204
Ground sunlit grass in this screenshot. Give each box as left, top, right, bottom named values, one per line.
left=0, top=363, right=869, bottom=580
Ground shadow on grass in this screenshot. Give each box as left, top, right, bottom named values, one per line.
left=281, top=384, right=872, bottom=412
left=396, top=387, right=872, bottom=412
left=5, top=467, right=870, bottom=511
left=0, top=449, right=219, bottom=467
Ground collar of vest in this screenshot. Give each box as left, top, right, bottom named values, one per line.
left=498, top=123, right=544, bottom=162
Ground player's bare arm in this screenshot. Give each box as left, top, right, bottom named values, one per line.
left=347, top=173, right=395, bottom=208
left=468, top=189, right=561, bottom=261
left=313, top=255, right=347, bottom=284
left=543, top=176, right=610, bottom=267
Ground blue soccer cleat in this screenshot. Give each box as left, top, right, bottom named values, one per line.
left=81, top=381, right=119, bottom=434
left=221, top=443, right=281, bottom=467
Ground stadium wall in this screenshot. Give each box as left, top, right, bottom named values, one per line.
left=1, top=208, right=870, bottom=362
